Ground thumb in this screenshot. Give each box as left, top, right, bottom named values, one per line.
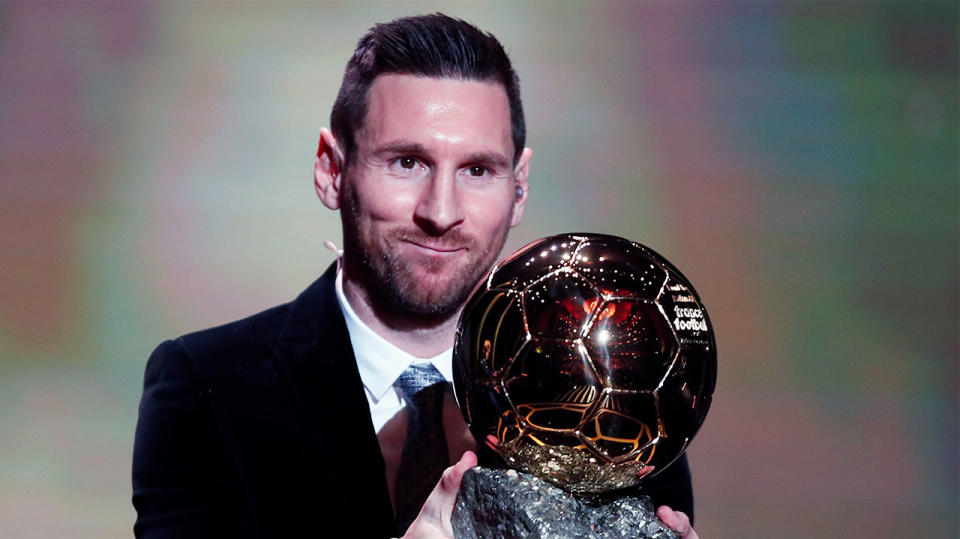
left=404, top=451, right=478, bottom=538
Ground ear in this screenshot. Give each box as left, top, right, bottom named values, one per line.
left=510, top=147, right=532, bottom=227
left=314, top=127, right=345, bottom=210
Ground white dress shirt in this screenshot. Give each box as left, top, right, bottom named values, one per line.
left=334, top=269, right=453, bottom=433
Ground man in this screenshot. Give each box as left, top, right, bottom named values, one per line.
left=133, top=14, right=697, bottom=538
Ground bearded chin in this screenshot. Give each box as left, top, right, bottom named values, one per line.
left=377, top=254, right=480, bottom=316
left=339, top=182, right=512, bottom=319
left=374, top=226, right=508, bottom=317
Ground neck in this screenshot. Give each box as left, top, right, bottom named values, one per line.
left=341, top=270, right=461, bottom=359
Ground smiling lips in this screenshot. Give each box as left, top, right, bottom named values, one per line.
left=405, top=240, right=467, bottom=254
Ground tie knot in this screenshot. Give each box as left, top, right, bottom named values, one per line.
left=395, top=362, right=446, bottom=398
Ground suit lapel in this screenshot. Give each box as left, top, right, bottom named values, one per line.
left=273, top=263, right=397, bottom=537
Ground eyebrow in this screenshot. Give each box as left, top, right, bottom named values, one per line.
left=373, top=142, right=428, bottom=157
left=464, top=151, right=511, bottom=170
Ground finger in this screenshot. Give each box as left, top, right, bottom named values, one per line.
left=656, top=506, right=698, bottom=539
left=406, top=451, right=478, bottom=537
left=657, top=505, right=689, bottom=532
left=440, top=450, right=478, bottom=492
left=435, top=450, right=478, bottom=518
left=636, top=465, right=655, bottom=479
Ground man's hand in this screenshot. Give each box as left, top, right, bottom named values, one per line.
left=402, top=451, right=478, bottom=539
left=657, top=505, right=699, bottom=539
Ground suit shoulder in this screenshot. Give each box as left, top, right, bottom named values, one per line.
left=149, top=267, right=339, bottom=377
left=169, top=302, right=292, bottom=363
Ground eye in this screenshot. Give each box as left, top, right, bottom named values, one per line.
left=387, top=156, right=425, bottom=175
left=467, top=165, right=487, bottom=177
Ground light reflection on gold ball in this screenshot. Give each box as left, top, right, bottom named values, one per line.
left=453, top=233, right=716, bottom=494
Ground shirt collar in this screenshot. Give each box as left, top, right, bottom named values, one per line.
left=335, top=269, right=453, bottom=401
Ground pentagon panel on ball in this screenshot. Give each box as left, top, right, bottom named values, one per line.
left=454, top=233, right=717, bottom=494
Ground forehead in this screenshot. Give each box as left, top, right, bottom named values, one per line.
left=359, top=74, right=513, bottom=156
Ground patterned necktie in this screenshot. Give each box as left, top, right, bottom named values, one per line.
left=392, top=363, right=450, bottom=534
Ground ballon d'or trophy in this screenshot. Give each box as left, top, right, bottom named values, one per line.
left=452, top=233, right=717, bottom=538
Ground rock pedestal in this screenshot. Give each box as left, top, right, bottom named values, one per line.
left=451, top=467, right=677, bottom=539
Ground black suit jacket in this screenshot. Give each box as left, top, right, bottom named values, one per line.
left=132, top=264, right=693, bottom=538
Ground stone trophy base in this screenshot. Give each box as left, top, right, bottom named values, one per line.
left=451, top=466, right=678, bottom=539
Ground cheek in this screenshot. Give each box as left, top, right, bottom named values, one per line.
left=464, top=195, right=515, bottom=234
left=355, top=181, right=421, bottom=222
left=371, top=195, right=416, bottom=220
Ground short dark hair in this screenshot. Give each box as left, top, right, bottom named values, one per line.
left=330, top=13, right=525, bottom=166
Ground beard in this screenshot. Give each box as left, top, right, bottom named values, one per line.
left=339, top=183, right=511, bottom=318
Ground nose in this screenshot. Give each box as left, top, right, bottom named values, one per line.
left=413, top=170, right=464, bottom=235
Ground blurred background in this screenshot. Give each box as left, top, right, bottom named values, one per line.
left=1, top=1, right=956, bottom=537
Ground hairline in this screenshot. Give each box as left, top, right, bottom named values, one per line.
left=340, top=75, right=521, bottom=171
left=343, top=73, right=517, bottom=169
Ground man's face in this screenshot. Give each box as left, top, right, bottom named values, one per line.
left=339, top=74, right=528, bottom=317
